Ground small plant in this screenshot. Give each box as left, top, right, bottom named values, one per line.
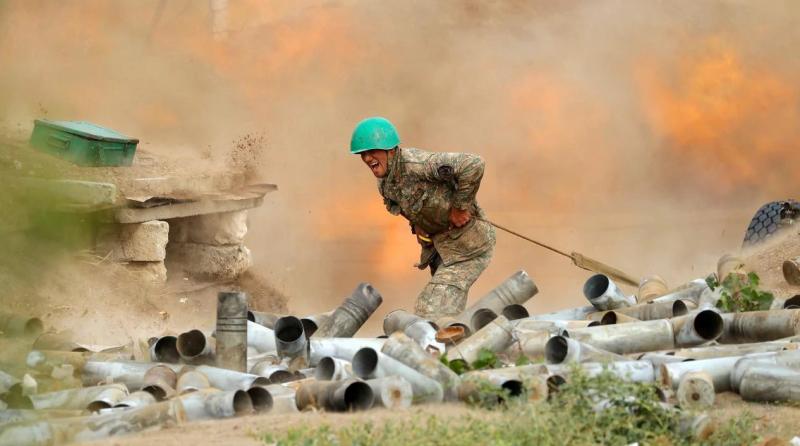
left=440, top=348, right=501, bottom=375
left=259, top=366, right=760, bottom=446
left=713, top=271, right=774, bottom=312
left=471, top=349, right=499, bottom=370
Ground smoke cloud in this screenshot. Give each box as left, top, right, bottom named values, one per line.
left=2, top=1, right=798, bottom=333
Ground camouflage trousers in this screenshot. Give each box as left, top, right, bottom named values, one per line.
left=414, top=247, right=494, bottom=321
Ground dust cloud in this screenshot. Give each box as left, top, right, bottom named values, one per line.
left=1, top=1, right=799, bottom=334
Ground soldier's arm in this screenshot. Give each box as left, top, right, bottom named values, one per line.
left=411, top=152, right=486, bottom=210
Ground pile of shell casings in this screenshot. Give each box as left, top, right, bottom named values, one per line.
left=2, top=254, right=800, bottom=445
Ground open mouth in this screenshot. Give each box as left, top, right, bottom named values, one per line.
left=369, top=161, right=379, bottom=169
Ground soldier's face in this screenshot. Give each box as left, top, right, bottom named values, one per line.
left=360, top=149, right=392, bottom=178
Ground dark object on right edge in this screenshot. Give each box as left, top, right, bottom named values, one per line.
left=743, top=200, right=800, bottom=247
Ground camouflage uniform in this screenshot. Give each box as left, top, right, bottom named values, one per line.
left=378, top=147, right=496, bottom=320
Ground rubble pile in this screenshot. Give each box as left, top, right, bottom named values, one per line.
left=1, top=254, right=800, bottom=445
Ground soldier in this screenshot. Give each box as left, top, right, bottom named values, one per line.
left=350, top=116, right=496, bottom=320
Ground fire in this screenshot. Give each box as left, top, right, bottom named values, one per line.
left=637, top=36, right=800, bottom=195
left=315, top=193, right=420, bottom=279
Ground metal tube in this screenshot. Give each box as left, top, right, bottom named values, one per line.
left=274, top=316, right=309, bottom=369
left=544, top=336, right=626, bottom=364
left=672, top=309, right=724, bottom=347
left=525, top=305, right=596, bottom=321
left=295, top=379, right=374, bottom=411
left=772, top=295, right=800, bottom=310
left=149, top=336, right=180, bottom=363
left=676, top=371, right=715, bottom=410
left=638, top=275, right=668, bottom=303
left=447, top=316, right=514, bottom=368
left=380, top=332, right=460, bottom=400
left=638, top=352, right=691, bottom=368
left=0, top=399, right=185, bottom=446
left=452, top=270, right=538, bottom=333
left=308, top=338, right=385, bottom=365
left=546, top=361, right=655, bottom=382
left=261, top=384, right=298, bottom=414
left=458, top=371, right=524, bottom=404
left=82, top=361, right=167, bottom=389
left=729, top=350, right=800, bottom=392
left=383, top=309, right=426, bottom=335
left=459, top=367, right=550, bottom=403
left=114, top=391, right=157, bottom=409
left=366, top=377, right=412, bottom=409
left=312, top=283, right=383, bottom=338
left=567, top=319, right=675, bottom=354
left=176, top=330, right=215, bottom=362
left=300, top=311, right=334, bottom=337
left=247, top=321, right=277, bottom=353
left=382, top=310, right=444, bottom=353
left=180, top=388, right=253, bottom=421
left=247, top=311, right=282, bottom=329
left=352, top=347, right=443, bottom=403
left=513, top=318, right=593, bottom=332
left=718, top=309, right=800, bottom=343
left=29, top=384, right=128, bottom=410
left=175, top=369, right=210, bottom=394
left=141, top=365, right=177, bottom=401
left=783, top=257, right=800, bottom=286
left=659, top=356, right=742, bottom=391
left=86, top=386, right=128, bottom=412
left=314, top=357, right=353, bottom=381
left=583, top=274, right=636, bottom=310
left=609, top=300, right=689, bottom=321
left=216, top=291, right=248, bottom=372
left=504, top=329, right=553, bottom=362
left=501, top=304, right=529, bottom=321
left=194, top=365, right=268, bottom=390
left=246, top=386, right=273, bottom=413
left=471, top=308, right=498, bottom=331
left=251, top=362, right=294, bottom=383
left=672, top=341, right=797, bottom=360
left=651, top=280, right=708, bottom=304
left=403, top=320, right=446, bottom=354
left=599, top=311, right=641, bottom=325
left=0, top=313, right=43, bottom=338
left=739, top=364, right=800, bottom=402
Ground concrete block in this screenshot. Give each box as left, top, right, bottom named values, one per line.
left=167, top=242, right=252, bottom=281
left=126, top=261, right=167, bottom=283
left=100, top=220, right=169, bottom=262
left=169, top=211, right=248, bottom=245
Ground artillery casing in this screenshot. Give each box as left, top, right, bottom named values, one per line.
left=216, top=291, right=248, bottom=372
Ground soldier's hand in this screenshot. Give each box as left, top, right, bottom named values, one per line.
left=449, top=207, right=471, bottom=228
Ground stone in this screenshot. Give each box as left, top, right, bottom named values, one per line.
left=99, top=220, right=169, bottom=262
left=126, top=261, right=168, bottom=283
left=169, top=211, right=248, bottom=245
left=166, top=242, right=251, bottom=281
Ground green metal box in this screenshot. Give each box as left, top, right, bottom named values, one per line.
left=29, top=120, right=139, bottom=167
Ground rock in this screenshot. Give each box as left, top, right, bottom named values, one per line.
left=167, top=242, right=251, bottom=281
left=126, top=261, right=168, bottom=283
left=169, top=211, right=248, bottom=245
left=99, top=220, right=169, bottom=262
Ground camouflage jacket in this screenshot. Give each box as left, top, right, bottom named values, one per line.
left=378, top=147, right=495, bottom=267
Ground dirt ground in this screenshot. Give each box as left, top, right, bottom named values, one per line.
left=81, top=394, right=800, bottom=446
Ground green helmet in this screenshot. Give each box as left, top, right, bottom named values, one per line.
left=350, top=117, right=400, bottom=154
